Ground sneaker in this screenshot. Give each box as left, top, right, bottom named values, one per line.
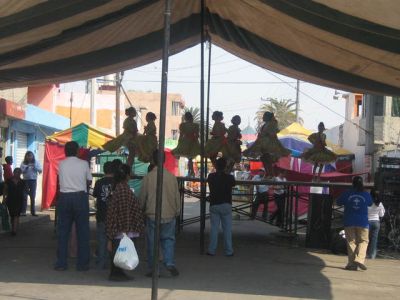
left=165, top=265, right=179, bottom=277
left=206, top=252, right=215, bottom=256
left=345, top=264, right=357, bottom=271
left=54, top=266, right=67, bottom=271
left=355, top=262, right=367, bottom=270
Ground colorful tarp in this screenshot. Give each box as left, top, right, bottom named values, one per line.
left=46, top=123, right=114, bottom=149
left=277, top=122, right=353, bottom=158
left=42, top=123, right=114, bottom=209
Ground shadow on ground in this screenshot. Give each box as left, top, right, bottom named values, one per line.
left=0, top=210, right=332, bottom=300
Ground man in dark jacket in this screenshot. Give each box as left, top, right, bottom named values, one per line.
left=207, top=157, right=236, bottom=256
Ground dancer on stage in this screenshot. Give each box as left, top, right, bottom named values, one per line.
left=205, top=111, right=227, bottom=167
left=103, top=107, right=138, bottom=170
left=223, top=115, right=242, bottom=173
left=172, top=112, right=200, bottom=176
left=302, top=122, right=336, bottom=181
left=243, top=112, right=290, bottom=177
left=136, top=112, right=158, bottom=163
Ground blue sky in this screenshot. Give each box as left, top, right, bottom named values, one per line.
left=62, top=44, right=347, bottom=131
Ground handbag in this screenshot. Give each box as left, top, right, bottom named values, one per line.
left=113, top=233, right=139, bottom=270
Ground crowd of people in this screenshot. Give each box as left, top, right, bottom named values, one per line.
left=53, top=142, right=180, bottom=281
left=0, top=107, right=388, bottom=279
left=0, top=147, right=42, bottom=236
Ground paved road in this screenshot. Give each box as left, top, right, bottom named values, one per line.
left=0, top=204, right=399, bottom=300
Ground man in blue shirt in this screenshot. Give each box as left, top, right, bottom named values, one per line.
left=337, top=176, right=372, bottom=271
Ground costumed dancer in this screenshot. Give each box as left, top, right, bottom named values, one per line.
left=205, top=111, right=227, bottom=167
left=302, top=122, right=336, bottom=181
left=243, top=112, right=290, bottom=177
left=103, top=107, right=138, bottom=170
left=172, top=112, right=200, bottom=177
left=136, top=112, right=158, bottom=164
left=223, top=115, right=242, bottom=173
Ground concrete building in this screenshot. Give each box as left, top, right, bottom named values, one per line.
left=326, top=93, right=400, bottom=178
left=54, top=82, right=185, bottom=140
left=0, top=87, right=69, bottom=167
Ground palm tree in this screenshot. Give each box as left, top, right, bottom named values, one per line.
left=182, top=107, right=201, bottom=123
left=255, top=97, right=304, bottom=130
left=182, top=106, right=211, bottom=138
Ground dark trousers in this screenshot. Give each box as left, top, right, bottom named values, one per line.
left=270, top=193, right=285, bottom=226
left=55, top=192, right=90, bottom=270
left=252, top=192, right=269, bottom=219
left=22, top=179, right=37, bottom=215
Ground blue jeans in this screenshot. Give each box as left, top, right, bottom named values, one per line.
left=22, top=179, right=37, bottom=215
left=368, top=221, right=380, bottom=259
left=146, top=217, right=176, bottom=270
left=55, top=192, right=90, bottom=269
left=96, top=222, right=108, bottom=269
left=208, top=203, right=233, bottom=255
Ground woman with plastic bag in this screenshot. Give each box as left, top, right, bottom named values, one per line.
left=106, top=164, right=144, bottom=281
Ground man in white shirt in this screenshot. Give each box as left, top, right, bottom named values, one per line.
left=270, top=170, right=287, bottom=226
left=251, top=168, right=269, bottom=220
left=55, top=141, right=92, bottom=271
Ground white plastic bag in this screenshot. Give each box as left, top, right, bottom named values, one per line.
left=113, top=233, right=139, bottom=270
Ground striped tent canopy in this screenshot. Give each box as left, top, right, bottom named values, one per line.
left=46, top=123, right=114, bottom=149
left=0, top=1, right=399, bottom=95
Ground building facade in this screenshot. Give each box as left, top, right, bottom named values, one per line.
left=326, top=93, right=400, bottom=178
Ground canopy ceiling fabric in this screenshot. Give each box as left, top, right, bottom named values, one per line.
left=0, top=0, right=399, bottom=95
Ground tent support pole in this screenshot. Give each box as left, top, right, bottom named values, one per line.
left=151, top=0, right=171, bottom=299
left=115, top=72, right=121, bottom=136
left=199, top=0, right=206, bottom=254
left=206, top=36, right=212, bottom=141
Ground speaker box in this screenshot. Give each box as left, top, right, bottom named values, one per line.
left=306, top=194, right=333, bottom=249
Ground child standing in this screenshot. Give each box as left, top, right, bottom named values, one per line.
left=2, top=156, right=13, bottom=181
left=4, top=168, right=26, bottom=236
left=93, top=161, right=114, bottom=269
left=172, top=112, right=200, bottom=177
left=223, top=115, right=242, bottom=173
left=205, top=111, right=227, bottom=167
left=302, top=122, right=337, bottom=181
left=136, top=112, right=158, bottom=163
left=103, top=107, right=139, bottom=170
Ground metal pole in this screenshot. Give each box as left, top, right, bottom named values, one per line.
left=151, top=0, right=171, bottom=299
left=90, top=78, right=96, bottom=125
left=199, top=0, right=206, bottom=255
left=69, top=92, right=73, bottom=127
left=115, top=72, right=121, bottom=136
left=295, top=79, right=300, bottom=122
left=206, top=37, right=212, bottom=141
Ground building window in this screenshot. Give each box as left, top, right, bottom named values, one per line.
left=171, top=129, right=178, bottom=140
left=392, top=97, right=400, bottom=117
left=374, top=95, right=384, bottom=116
left=355, top=98, right=363, bottom=117
left=172, top=101, right=180, bottom=116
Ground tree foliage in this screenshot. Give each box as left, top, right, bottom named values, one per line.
left=255, top=97, right=303, bottom=130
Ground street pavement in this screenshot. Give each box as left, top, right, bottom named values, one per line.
left=0, top=202, right=399, bottom=300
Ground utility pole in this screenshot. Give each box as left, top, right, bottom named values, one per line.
left=69, top=92, right=73, bottom=127
left=90, top=78, right=96, bottom=125
left=115, top=72, right=121, bottom=136
left=295, top=79, right=300, bottom=122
